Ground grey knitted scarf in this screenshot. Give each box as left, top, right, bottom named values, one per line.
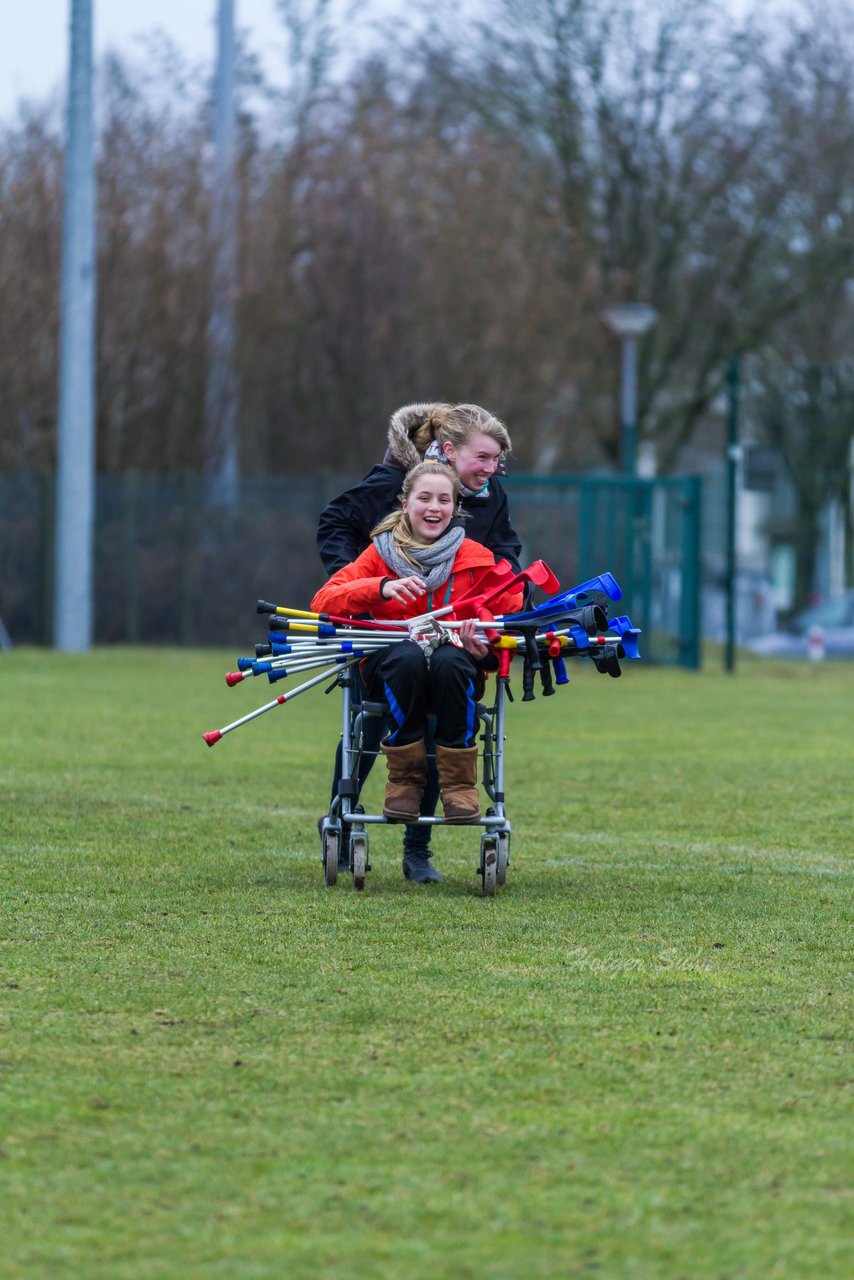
left=372, top=524, right=465, bottom=594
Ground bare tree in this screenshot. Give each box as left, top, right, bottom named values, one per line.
left=96, top=46, right=210, bottom=471
left=1, top=0, right=853, bottom=491
left=409, top=0, right=854, bottom=470
left=750, top=359, right=854, bottom=608
left=0, top=108, right=63, bottom=471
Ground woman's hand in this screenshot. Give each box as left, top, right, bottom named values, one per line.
left=458, top=617, right=490, bottom=659
left=381, top=575, right=427, bottom=605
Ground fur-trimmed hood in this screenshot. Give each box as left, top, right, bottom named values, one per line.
left=384, top=402, right=451, bottom=470
left=318, top=403, right=523, bottom=574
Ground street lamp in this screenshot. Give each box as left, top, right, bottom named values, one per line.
left=601, top=302, right=657, bottom=475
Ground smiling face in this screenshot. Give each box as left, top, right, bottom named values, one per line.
left=402, top=473, right=457, bottom=541
left=442, top=431, right=503, bottom=492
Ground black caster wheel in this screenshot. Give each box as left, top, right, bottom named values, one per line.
left=322, top=830, right=339, bottom=887
left=351, top=834, right=368, bottom=891
left=480, top=835, right=497, bottom=898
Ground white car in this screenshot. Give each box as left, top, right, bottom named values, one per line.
left=747, top=591, right=854, bottom=659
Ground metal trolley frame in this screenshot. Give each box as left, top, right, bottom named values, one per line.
left=319, top=667, right=511, bottom=897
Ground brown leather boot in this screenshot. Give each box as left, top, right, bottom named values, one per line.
left=380, top=738, right=427, bottom=822
left=435, top=744, right=481, bottom=823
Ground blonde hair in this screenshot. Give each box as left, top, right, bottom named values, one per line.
left=371, top=461, right=461, bottom=568
left=408, top=403, right=511, bottom=458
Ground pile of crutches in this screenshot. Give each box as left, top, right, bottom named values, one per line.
left=201, top=560, right=641, bottom=747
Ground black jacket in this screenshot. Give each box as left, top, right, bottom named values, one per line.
left=317, top=463, right=523, bottom=574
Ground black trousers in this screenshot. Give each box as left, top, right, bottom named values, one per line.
left=363, top=641, right=482, bottom=749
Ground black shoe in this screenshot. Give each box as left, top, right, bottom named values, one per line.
left=402, top=851, right=443, bottom=883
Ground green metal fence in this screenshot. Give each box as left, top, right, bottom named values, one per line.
left=0, top=471, right=702, bottom=664
left=503, top=474, right=702, bottom=667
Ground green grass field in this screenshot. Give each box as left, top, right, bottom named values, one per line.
left=2, top=647, right=852, bottom=1279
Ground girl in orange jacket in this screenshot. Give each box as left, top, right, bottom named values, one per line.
left=311, top=461, right=522, bottom=836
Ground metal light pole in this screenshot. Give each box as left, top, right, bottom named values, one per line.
left=601, top=303, right=658, bottom=475
left=204, top=0, right=239, bottom=506
left=54, top=0, right=96, bottom=651
left=725, top=358, right=741, bottom=673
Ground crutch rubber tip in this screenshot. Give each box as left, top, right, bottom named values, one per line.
left=203, top=730, right=223, bottom=747
left=225, top=671, right=244, bottom=686
left=256, top=599, right=276, bottom=615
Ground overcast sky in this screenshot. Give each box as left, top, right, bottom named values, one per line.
left=0, top=0, right=771, bottom=124
left=0, top=0, right=309, bottom=120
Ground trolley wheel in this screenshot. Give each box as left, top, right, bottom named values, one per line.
left=496, top=833, right=509, bottom=886
left=481, top=836, right=497, bottom=898
left=351, top=835, right=367, bottom=892
left=322, top=831, right=339, bottom=887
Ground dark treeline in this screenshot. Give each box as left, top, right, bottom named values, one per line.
left=1, top=0, right=853, bottom=483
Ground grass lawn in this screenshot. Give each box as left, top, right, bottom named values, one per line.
left=1, top=646, right=852, bottom=1278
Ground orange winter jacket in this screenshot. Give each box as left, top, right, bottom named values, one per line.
left=310, top=539, right=523, bottom=621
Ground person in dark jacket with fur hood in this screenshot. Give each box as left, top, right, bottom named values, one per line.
left=316, top=402, right=524, bottom=884
left=317, top=402, right=522, bottom=575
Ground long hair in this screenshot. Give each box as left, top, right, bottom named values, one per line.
left=370, top=461, right=462, bottom=568
left=408, top=403, right=512, bottom=459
